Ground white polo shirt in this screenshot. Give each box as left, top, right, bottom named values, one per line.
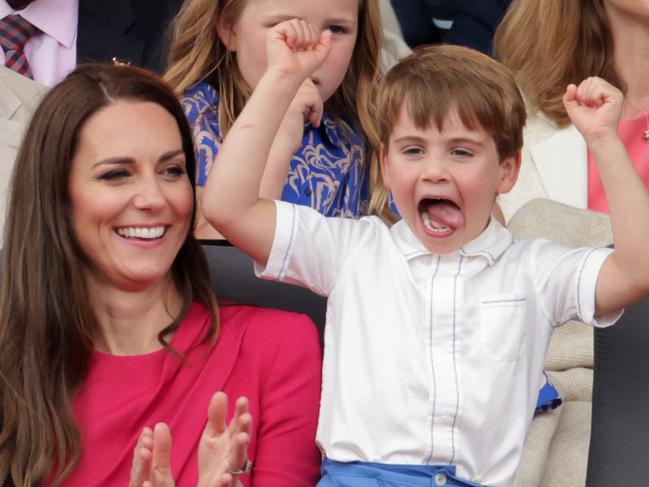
left=256, top=201, right=617, bottom=487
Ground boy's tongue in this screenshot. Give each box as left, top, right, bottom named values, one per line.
left=420, top=199, right=464, bottom=230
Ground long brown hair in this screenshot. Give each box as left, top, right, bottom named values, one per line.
left=493, top=0, right=618, bottom=127
left=164, top=0, right=382, bottom=157
left=0, top=64, right=218, bottom=486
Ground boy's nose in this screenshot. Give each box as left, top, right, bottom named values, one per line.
left=421, top=157, right=450, bottom=182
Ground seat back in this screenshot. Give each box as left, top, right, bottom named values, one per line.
left=201, top=241, right=327, bottom=344
left=586, top=296, right=649, bottom=486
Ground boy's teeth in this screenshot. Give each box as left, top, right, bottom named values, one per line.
left=421, top=212, right=450, bottom=233
left=117, top=226, right=165, bottom=239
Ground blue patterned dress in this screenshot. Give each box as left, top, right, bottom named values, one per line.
left=182, top=82, right=369, bottom=217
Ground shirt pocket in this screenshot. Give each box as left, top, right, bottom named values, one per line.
left=480, top=293, right=527, bottom=362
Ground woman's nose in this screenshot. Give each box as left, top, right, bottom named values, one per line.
left=133, top=177, right=165, bottom=211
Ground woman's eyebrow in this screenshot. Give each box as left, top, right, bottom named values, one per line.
left=91, top=149, right=184, bottom=169
left=92, top=157, right=134, bottom=169
left=159, top=149, right=185, bottom=162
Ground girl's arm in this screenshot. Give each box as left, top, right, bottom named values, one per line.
left=201, top=20, right=331, bottom=265
left=564, top=78, right=649, bottom=315
left=261, top=79, right=324, bottom=199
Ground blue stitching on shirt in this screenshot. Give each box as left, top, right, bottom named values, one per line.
left=404, top=250, right=428, bottom=258
left=576, top=248, right=597, bottom=320
left=461, top=247, right=496, bottom=264
left=481, top=297, right=527, bottom=305
left=424, top=256, right=442, bottom=465
left=277, top=204, right=297, bottom=280
left=460, top=233, right=514, bottom=263
left=450, top=255, right=464, bottom=465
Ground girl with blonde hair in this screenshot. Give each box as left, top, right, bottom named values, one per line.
left=166, top=0, right=382, bottom=238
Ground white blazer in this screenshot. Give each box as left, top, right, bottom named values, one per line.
left=499, top=109, right=588, bottom=221
left=0, top=68, right=48, bottom=240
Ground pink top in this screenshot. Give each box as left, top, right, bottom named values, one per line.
left=588, top=111, right=649, bottom=213
left=63, top=303, right=322, bottom=487
left=0, top=0, right=77, bottom=86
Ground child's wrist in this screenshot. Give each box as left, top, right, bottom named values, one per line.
left=584, top=130, right=621, bottom=148
left=586, top=132, right=626, bottom=162
left=264, top=66, right=306, bottom=89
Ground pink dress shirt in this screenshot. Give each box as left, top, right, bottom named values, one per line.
left=61, top=303, right=322, bottom=487
left=0, top=0, right=77, bottom=86
left=588, top=111, right=649, bottom=213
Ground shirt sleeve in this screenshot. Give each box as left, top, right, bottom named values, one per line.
left=255, top=201, right=374, bottom=296
left=530, top=241, right=619, bottom=327
left=181, top=91, right=221, bottom=187
left=251, top=313, right=322, bottom=486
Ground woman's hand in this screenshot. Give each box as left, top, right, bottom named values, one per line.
left=129, top=424, right=174, bottom=487
left=128, top=392, right=252, bottom=487
left=198, top=392, right=252, bottom=487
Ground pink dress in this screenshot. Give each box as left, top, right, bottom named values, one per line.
left=588, top=111, right=649, bottom=212
left=63, top=303, right=322, bottom=486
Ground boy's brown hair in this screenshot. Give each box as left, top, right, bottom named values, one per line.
left=369, top=44, right=526, bottom=222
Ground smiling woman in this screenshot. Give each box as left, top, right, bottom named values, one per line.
left=68, top=100, right=194, bottom=309
left=0, top=64, right=322, bottom=487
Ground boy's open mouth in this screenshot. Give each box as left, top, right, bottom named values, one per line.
left=418, top=197, right=464, bottom=234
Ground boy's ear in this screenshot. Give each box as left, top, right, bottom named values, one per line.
left=496, top=152, right=521, bottom=195
left=216, top=18, right=236, bottom=52
left=379, top=144, right=391, bottom=189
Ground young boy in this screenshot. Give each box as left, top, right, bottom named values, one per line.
left=203, top=19, right=649, bottom=487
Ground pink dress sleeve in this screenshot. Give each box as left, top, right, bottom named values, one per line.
left=251, top=313, right=323, bottom=486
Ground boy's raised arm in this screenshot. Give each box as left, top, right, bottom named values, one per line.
left=201, top=21, right=331, bottom=265
left=564, top=77, right=649, bottom=316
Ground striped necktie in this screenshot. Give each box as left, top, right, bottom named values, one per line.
left=0, top=14, right=39, bottom=78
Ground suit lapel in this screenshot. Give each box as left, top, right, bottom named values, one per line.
left=77, top=0, right=144, bottom=66
left=0, top=76, right=21, bottom=121
left=530, top=116, right=588, bottom=208
left=0, top=77, right=26, bottom=152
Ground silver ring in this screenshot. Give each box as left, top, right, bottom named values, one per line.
left=228, top=459, right=253, bottom=475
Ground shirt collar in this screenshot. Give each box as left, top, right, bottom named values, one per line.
left=320, top=113, right=363, bottom=149
left=1, top=0, right=78, bottom=48
left=390, top=217, right=515, bottom=265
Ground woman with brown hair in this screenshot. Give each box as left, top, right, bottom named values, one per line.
left=0, top=63, right=322, bottom=486
left=494, top=0, right=649, bottom=220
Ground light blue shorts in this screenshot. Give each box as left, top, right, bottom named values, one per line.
left=318, top=458, right=485, bottom=487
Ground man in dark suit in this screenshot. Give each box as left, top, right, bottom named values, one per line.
left=390, top=0, right=511, bottom=55
left=77, top=0, right=184, bottom=74
left=1, top=0, right=183, bottom=86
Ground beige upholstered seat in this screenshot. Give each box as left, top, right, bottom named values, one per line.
left=507, top=198, right=611, bottom=487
